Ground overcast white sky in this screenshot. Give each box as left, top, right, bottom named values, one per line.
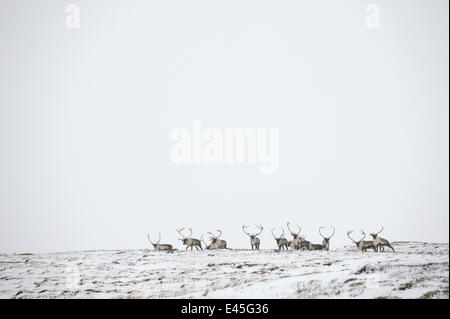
left=0, top=0, right=448, bottom=253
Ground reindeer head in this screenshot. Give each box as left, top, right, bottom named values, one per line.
left=271, top=227, right=286, bottom=245
left=147, top=233, right=161, bottom=249
left=208, top=230, right=222, bottom=244
left=319, top=225, right=335, bottom=245
left=347, top=230, right=366, bottom=247
left=287, top=222, right=301, bottom=239
left=370, top=225, right=384, bottom=239
left=176, top=227, right=192, bottom=245
left=242, top=224, right=263, bottom=240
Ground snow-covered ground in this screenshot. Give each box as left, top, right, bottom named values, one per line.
left=0, top=241, right=448, bottom=299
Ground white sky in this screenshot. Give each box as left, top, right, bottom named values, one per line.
left=0, top=0, right=448, bottom=253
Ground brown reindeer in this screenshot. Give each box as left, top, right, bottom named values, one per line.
left=308, top=229, right=325, bottom=251
left=176, top=227, right=202, bottom=250
left=207, top=230, right=227, bottom=249
left=147, top=234, right=173, bottom=252
left=319, top=225, right=335, bottom=251
left=242, top=224, right=263, bottom=250
left=370, top=226, right=395, bottom=252
left=347, top=230, right=376, bottom=252
left=287, top=222, right=301, bottom=250
left=308, top=242, right=324, bottom=250
left=298, top=236, right=311, bottom=250
left=271, top=227, right=288, bottom=250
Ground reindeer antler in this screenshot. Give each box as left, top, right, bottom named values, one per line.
left=207, top=231, right=216, bottom=240
left=347, top=230, right=357, bottom=243
left=375, top=225, right=384, bottom=235
left=242, top=225, right=251, bottom=236
left=147, top=234, right=154, bottom=245
left=329, top=225, right=335, bottom=238
left=148, top=234, right=161, bottom=245
left=244, top=224, right=263, bottom=237
left=215, top=230, right=222, bottom=239
left=271, top=227, right=278, bottom=239
left=176, top=227, right=186, bottom=239
left=360, top=230, right=367, bottom=241
left=200, top=234, right=209, bottom=246
left=287, top=222, right=294, bottom=235
left=319, top=226, right=326, bottom=239
left=287, top=222, right=301, bottom=235
left=320, top=225, right=335, bottom=239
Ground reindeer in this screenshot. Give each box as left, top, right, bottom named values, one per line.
left=147, top=234, right=173, bottom=252
left=287, top=222, right=301, bottom=250
left=242, top=224, right=263, bottom=250
left=347, top=230, right=376, bottom=252
left=307, top=229, right=325, bottom=251
left=176, top=227, right=202, bottom=250
left=370, top=226, right=395, bottom=252
left=319, top=225, right=335, bottom=251
left=271, top=227, right=289, bottom=250
left=308, top=242, right=324, bottom=250
left=298, top=236, right=311, bottom=250
left=207, top=230, right=227, bottom=249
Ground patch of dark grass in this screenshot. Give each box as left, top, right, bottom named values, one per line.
left=344, top=278, right=357, bottom=284
left=419, top=290, right=440, bottom=299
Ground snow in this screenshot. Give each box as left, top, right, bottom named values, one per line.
left=0, top=242, right=448, bottom=299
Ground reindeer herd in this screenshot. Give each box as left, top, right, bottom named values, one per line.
left=147, top=224, right=395, bottom=253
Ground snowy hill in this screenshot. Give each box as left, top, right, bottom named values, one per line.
left=0, top=241, right=448, bottom=299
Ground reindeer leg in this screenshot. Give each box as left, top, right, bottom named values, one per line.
left=388, top=244, right=395, bottom=252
